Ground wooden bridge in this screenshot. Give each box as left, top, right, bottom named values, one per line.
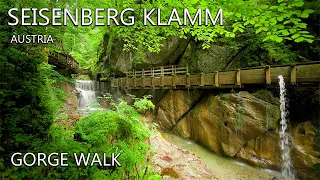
left=105, top=61, right=320, bottom=89
left=48, top=51, right=79, bottom=74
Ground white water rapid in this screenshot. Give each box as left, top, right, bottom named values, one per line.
left=75, top=80, right=98, bottom=112
left=278, top=75, right=295, bottom=180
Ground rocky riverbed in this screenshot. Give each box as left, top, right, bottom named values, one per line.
left=150, top=132, right=215, bottom=179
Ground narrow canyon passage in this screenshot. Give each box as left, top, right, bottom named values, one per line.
left=163, top=132, right=282, bottom=180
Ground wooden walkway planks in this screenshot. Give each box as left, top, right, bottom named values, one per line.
left=48, top=51, right=79, bottom=73
left=106, top=62, right=320, bottom=89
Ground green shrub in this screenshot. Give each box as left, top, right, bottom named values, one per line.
left=1, top=98, right=160, bottom=180
left=133, top=95, right=155, bottom=114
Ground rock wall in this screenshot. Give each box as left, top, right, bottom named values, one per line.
left=178, top=41, right=232, bottom=72
left=98, top=35, right=232, bottom=76
left=100, top=36, right=190, bottom=76
left=58, top=82, right=80, bottom=120
left=154, top=90, right=320, bottom=180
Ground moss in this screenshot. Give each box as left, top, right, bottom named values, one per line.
left=192, top=104, right=201, bottom=116
left=252, top=90, right=279, bottom=105
left=314, top=163, right=320, bottom=177
left=234, top=105, right=245, bottom=130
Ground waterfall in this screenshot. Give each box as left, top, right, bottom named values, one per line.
left=75, top=80, right=98, bottom=111
left=278, top=75, right=295, bottom=180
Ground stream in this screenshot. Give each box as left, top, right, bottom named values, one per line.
left=163, top=133, right=283, bottom=180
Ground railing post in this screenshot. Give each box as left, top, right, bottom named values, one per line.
left=133, top=70, right=136, bottom=88
left=142, top=69, right=145, bottom=88
left=215, top=71, right=219, bottom=87
left=186, top=65, right=190, bottom=88
left=172, top=65, right=176, bottom=88
left=152, top=68, right=155, bottom=89
left=114, top=78, right=118, bottom=88
left=290, top=64, right=297, bottom=85
left=236, top=69, right=241, bottom=87
left=122, top=78, right=125, bottom=88
left=117, top=79, right=119, bottom=89
left=160, top=66, right=164, bottom=87
left=266, top=66, right=271, bottom=84
left=200, top=72, right=204, bottom=86
left=186, top=64, right=189, bottom=75
left=126, top=72, right=129, bottom=89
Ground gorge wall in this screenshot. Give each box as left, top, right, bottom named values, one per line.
left=98, top=36, right=320, bottom=179
left=154, top=90, right=319, bottom=180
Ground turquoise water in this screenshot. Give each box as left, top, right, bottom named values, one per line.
left=163, top=133, right=283, bottom=180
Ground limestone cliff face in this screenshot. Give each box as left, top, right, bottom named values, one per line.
left=100, top=36, right=190, bottom=75
left=179, top=41, right=232, bottom=73
left=156, top=90, right=202, bottom=129
left=173, top=91, right=280, bottom=157
left=99, top=36, right=232, bottom=76
left=154, top=90, right=320, bottom=179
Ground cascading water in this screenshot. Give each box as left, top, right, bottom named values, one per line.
left=75, top=80, right=98, bottom=111
left=278, top=75, right=295, bottom=180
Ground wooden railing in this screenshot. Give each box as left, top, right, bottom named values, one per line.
left=105, top=61, right=320, bottom=89
left=126, top=65, right=187, bottom=78
left=48, top=51, right=79, bottom=73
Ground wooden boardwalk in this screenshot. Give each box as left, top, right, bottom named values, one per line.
left=48, top=51, right=79, bottom=73
left=105, top=62, right=320, bottom=89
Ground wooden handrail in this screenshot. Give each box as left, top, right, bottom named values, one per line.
left=107, top=62, right=320, bottom=89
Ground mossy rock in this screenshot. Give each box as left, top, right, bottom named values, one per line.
left=252, top=90, right=279, bottom=105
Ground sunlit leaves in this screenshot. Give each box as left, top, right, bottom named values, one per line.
left=107, top=0, right=316, bottom=51
left=300, top=9, right=314, bottom=18
left=292, top=34, right=300, bottom=39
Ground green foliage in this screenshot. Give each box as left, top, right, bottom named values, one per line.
left=0, top=50, right=65, bottom=151
left=314, top=163, right=320, bottom=177
left=134, top=95, right=155, bottom=114
left=76, top=75, right=91, bottom=80
left=46, top=0, right=317, bottom=72
left=1, top=98, right=160, bottom=179
left=94, top=0, right=315, bottom=52
left=0, top=0, right=80, bottom=178
left=63, top=27, right=105, bottom=71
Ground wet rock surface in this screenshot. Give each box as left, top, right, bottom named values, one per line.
left=173, top=91, right=280, bottom=157
left=61, top=82, right=79, bottom=115
left=291, top=121, right=320, bottom=179
left=150, top=132, right=215, bottom=179
left=156, top=90, right=202, bottom=129
left=155, top=90, right=320, bottom=179
left=56, top=82, right=81, bottom=126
